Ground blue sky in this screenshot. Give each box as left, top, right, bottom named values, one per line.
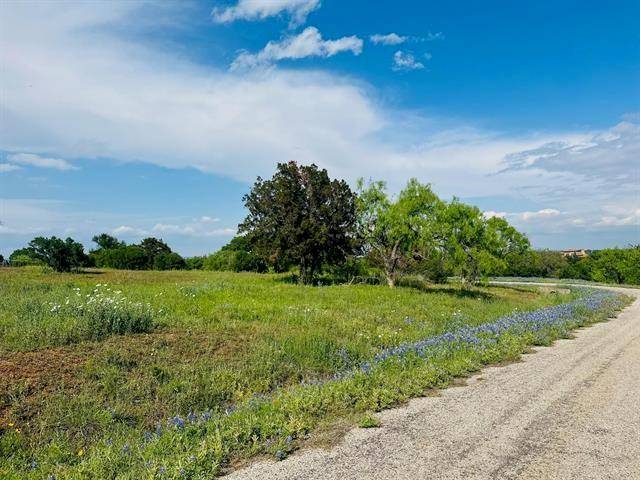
left=1, top=0, right=638, bottom=257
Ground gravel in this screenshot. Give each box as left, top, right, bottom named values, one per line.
left=227, top=284, right=640, bottom=480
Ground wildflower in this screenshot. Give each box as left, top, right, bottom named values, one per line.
left=275, top=450, right=286, bottom=460
left=14, top=428, right=21, bottom=433
left=77, top=448, right=84, bottom=457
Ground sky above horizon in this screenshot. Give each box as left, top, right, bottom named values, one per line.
left=1, top=0, right=639, bottom=257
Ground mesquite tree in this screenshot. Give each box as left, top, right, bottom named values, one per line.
left=357, top=178, right=442, bottom=287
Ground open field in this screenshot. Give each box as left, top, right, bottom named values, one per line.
left=0, top=268, right=629, bottom=479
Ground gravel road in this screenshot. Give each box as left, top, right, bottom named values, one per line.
left=227, top=285, right=640, bottom=480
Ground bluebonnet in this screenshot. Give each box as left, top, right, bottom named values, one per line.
left=361, top=289, right=619, bottom=371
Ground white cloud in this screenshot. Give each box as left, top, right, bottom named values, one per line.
left=392, top=51, right=424, bottom=71
left=112, top=225, right=148, bottom=236
left=0, top=163, right=22, bottom=172
left=596, top=209, right=640, bottom=227
left=212, top=0, right=320, bottom=28
left=483, top=210, right=507, bottom=219
left=197, top=216, right=220, bottom=223
left=1, top=2, right=637, bottom=249
left=370, top=33, right=407, bottom=45
left=7, top=153, right=78, bottom=171
left=231, top=27, right=363, bottom=69
left=153, top=223, right=235, bottom=237
left=520, top=208, right=562, bottom=221
left=426, top=32, right=444, bottom=41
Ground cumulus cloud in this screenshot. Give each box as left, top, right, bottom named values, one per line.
left=152, top=221, right=235, bottom=237
left=1, top=2, right=637, bottom=249
left=112, top=225, right=148, bottom=236
left=212, top=0, right=320, bottom=28
left=231, top=27, right=363, bottom=69
left=370, top=33, right=407, bottom=45
left=6, top=153, right=78, bottom=171
left=392, top=51, right=424, bottom=71
left=0, top=163, right=22, bottom=173
left=111, top=218, right=235, bottom=238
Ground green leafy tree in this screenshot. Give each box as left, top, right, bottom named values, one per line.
left=139, top=237, right=172, bottom=269
left=92, top=245, right=148, bottom=270
left=185, top=256, right=206, bottom=270
left=92, top=233, right=125, bottom=250
left=204, top=236, right=268, bottom=273
left=437, top=202, right=513, bottom=285
left=26, top=236, right=88, bottom=272
left=240, top=162, right=357, bottom=284
left=153, top=252, right=186, bottom=270
left=357, top=178, right=442, bottom=287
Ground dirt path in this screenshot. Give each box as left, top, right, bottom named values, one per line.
left=228, top=285, right=640, bottom=479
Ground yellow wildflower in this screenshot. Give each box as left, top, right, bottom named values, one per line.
left=8, top=422, right=14, bottom=427
left=78, top=448, right=85, bottom=457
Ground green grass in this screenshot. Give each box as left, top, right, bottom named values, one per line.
left=0, top=267, right=629, bottom=479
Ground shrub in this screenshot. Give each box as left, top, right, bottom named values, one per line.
left=9, top=253, right=44, bottom=267
left=49, top=284, right=156, bottom=340
left=91, top=246, right=148, bottom=270
left=204, top=238, right=268, bottom=273
left=153, top=252, right=186, bottom=270
left=185, top=256, right=205, bottom=270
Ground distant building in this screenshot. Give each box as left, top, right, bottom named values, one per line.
left=561, top=249, right=590, bottom=258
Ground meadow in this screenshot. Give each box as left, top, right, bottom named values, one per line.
left=0, top=267, right=629, bottom=479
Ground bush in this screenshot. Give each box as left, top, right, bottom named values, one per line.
left=50, top=285, right=156, bottom=340
left=185, top=256, right=205, bottom=270
left=153, top=252, right=186, bottom=270
left=204, top=237, right=268, bottom=273
left=91, top=246, right=148, bottom=270
left=9, top=253, right=44, bottom=267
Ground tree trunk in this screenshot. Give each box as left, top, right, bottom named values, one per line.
left=386, top=275, right=396, bottom=288
left=299, top=258, right=315, bottom=285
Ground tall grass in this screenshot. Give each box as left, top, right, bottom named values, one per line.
left=0, top=268, right=629, bottom=479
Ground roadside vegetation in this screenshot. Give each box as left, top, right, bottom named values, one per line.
left=0, top=268, right=629, bottom=478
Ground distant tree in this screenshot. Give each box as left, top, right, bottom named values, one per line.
left=185, top=256, right=206, bottom=270
left=92, top=245, right=147, bottom=270
left=92, top=233, right=125, bottom=250
left=204, top=236, right=268, bottom=273
left=8, top=248, right=43, bottom=267
left=0, top=254, right=4, bottom=266
left=26, top=236, right=88, bottom=272
left=485, top=216, right=530, bottom=276
left=357, top=178, right=442, bottom=287
left=139, top=237, right=172, bottom=268
left=153, top=252, right=186, bottom=270
left=239, top=162, right=357, bottom=284
left=536, top=250, right=568, bottom=277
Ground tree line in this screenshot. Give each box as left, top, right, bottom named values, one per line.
left=3, top=162, right=638, bottom=286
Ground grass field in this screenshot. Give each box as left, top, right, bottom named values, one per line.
left=0, top=268, right=629, bottom=479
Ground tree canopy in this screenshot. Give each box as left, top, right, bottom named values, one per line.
left=356, top=178, right=442, bottom=287
left=26, top=236, right=88, bottom=272
left=239, top=162, right=357, bottom=284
